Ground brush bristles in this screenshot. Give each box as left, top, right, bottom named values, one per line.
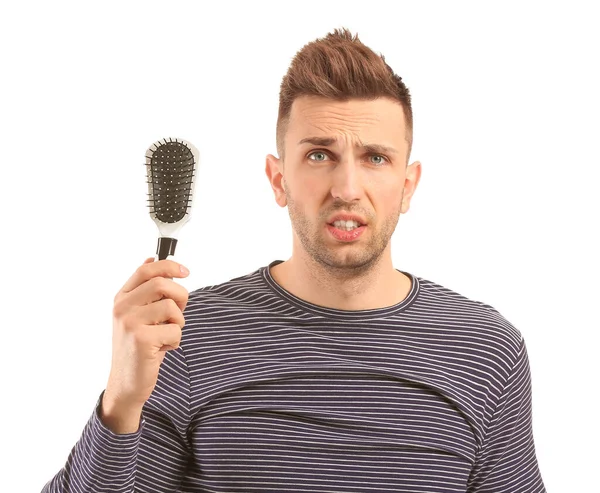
left=146, top=139, right=195, bottom=223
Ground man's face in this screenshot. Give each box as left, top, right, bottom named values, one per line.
left=266, top=96, right=420, bottom=273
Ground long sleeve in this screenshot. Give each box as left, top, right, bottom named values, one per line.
left=41, top=347, right=192, bottom=493
left=467, top=338, right=546, bottom=492
left=41, top=390, right=143, bottom=492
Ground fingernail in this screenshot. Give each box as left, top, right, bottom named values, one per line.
left=180, top=265, right=190, bottom=276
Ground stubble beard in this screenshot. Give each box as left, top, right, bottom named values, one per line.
left=284, top=183, right=402, bottom=277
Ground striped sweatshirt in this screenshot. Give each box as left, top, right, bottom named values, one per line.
left=42, top=260, right=546, bottom=492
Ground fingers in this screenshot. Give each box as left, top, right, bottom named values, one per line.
left=137, top=298, right=186, bottom=328
left=119, top=258, right=190, bottom=295
left=150, top=322, right=183, bottom=351
left=117, top=276, right=189, bottom=313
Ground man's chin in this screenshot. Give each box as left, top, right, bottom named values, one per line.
left=314, top=250, right=379, bottom=273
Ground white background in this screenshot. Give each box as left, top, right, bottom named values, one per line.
left=1, top=1, right=598, bottom=491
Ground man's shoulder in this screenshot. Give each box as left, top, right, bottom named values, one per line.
left=412, top=273, right=524, bottom=352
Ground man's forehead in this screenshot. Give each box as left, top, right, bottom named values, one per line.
left=291, top=96, right=392, bottom=117
left=287, top=97, right=406, bottom=148
left=289, top=97, right=404, bottom=129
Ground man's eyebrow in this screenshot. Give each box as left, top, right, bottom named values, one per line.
left=298, top=137, right=337, bottom=147
left=297, top=137, right=400, bottom=155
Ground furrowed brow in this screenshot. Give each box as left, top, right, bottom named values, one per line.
left=297, top=137, right=337, bottom=147
left=298, top=137, right=399, bottom=155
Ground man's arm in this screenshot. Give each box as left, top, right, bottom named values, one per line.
left=467, top=338, right=546, bottom=492
left=41, top=258, right=193, bottom=491
left=41, top=347, right=192, bottom=493
left=41, top=390, right=143, bottom=492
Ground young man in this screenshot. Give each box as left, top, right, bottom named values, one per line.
left=43, top=28, right=545, bottom=492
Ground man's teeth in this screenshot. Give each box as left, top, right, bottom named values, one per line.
left=333, top=220, right=361, bottom=231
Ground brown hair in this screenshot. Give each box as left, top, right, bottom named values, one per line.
left=276, top=27, right=413, bottom=162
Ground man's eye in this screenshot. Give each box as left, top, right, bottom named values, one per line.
left=369, top=154, right=387, bottom=165
left=308, top=151, right=329, bottom=161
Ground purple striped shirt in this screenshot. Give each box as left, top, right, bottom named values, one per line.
left=43, top=260, right=545, bottom=492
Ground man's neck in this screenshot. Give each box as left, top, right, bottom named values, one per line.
left=269, top=252, right=411, bottom=311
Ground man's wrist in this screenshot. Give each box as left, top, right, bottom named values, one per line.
left=99, top=392, right=144, bottom=435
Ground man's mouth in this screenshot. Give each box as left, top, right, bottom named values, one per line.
left=330, top=219, right=362, bottom=231
left=331, top=221, right=363, bottom=231
left=326, top=221, right=367, bottom=242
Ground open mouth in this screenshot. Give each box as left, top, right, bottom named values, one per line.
left=326, top=221, right=367, bottom=242
left=329, top=219, right=364, bottom=231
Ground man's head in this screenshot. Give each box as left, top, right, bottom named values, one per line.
left=266, top=28, right=421, bottom=274
left=276, top=28, right=413, bottom=162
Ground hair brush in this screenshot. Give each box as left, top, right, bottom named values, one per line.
left=145, top=137, right=199, bottom=260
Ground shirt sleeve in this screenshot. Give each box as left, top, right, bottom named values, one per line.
left=467, top=337, right=546, bottom=493
left=41, top=347, right=192, bottom=493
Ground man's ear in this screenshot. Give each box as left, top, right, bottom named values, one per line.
left=265, top=154, right=287, bottom=207
left=401, top=160, right=422, bottom=213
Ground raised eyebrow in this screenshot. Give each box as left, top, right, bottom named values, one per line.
left=362, top=143, right=399, bottom=155
left=298, top=137, right=398, bottom=155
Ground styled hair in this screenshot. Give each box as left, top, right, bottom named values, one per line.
left=276, top=27, right=413, bottom=162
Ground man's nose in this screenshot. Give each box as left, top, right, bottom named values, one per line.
left=330, top=158, right=363, bottom=203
